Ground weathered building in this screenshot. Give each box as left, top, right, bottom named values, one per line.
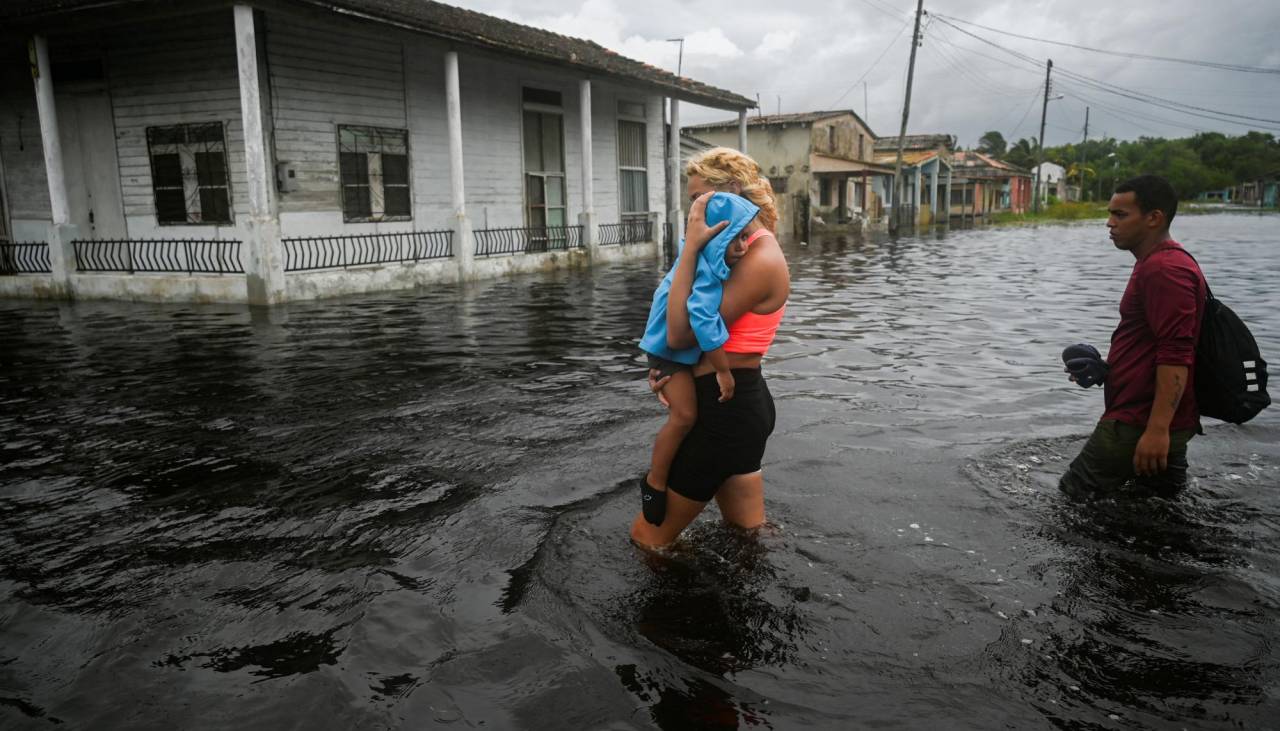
left=1239, top=172, right=1279, bottom=208
left=873, top=134, right=955, bottom=227
left=950, top=151, right=1032, bottom=219
left=683, top=111, right=892, bottom=238
left=1032, top=162, right=1069, bottom=204
left=0, top=0, right=753, bottom=302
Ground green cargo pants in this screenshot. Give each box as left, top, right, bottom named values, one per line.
left=1059, top=419, right=1195, bottom=499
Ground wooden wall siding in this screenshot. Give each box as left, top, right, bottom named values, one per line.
left=0, top=46, right=51, bottom=219
left=106, top=13, right=248, bottom=222
left=456, top=53, right=585, bottom=230
left=267, top=12, right=408, bottom=213
left=403, top=42, right=666, bottom=232
left=402, top=39, right=452, bottom=229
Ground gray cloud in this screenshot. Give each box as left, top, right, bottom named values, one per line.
left=452, top=0, right=1280, bottom=147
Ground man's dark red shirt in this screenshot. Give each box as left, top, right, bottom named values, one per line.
left=1103, top=240, right=1207, bottom=432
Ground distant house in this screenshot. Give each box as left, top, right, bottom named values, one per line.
left=1239, top=171, right=1279, bottom=208
left=873, top=134, right=955, bottom=227
left=1033, top=162, right=1068, bottom=204
left=951, top=151, right=1033, bottom=217
left=683, top=110, right=892, bottom=237
left=1197, top=188, right=1235, bottom=203
left=0, top=0, right=753, bottom=302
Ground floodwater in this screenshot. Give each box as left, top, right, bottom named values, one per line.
left=2, top=213, right=1278, bottom=729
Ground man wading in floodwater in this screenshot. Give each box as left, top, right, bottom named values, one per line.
left=1060, top=175, right=1207, bottom=499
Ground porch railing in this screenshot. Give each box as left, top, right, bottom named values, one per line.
left=598, top=218, right=654, bottom=246
left=662, top=222, right=675, bottom=269
left=0, top=242, right=52, bottom=274
left=283, top=230, right=452, bottom=272
left=73, top=239, right=244, bottom=274
left=474, top=225, right=583, bottom=257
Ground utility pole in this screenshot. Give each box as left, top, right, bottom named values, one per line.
left=890, top=0, right=925, bottom=232
left=1078, top=106, right=1089, bottom=201
left=1032, top=58, right=1053, bottom=213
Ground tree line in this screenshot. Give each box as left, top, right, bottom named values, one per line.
left=974, top=130, right=1280, bottom=201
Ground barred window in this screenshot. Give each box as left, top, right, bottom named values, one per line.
left=338, top=125, right=411, bottom=222
left=146, top=123, right=231, bottom=225
left=617, top=115, right=648, bottom=221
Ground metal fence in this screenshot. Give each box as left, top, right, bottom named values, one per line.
left=598, top=219, right=654, bottom=246
left=0, top=242, right=52, bottom=274
left=73, top=239, right=244, bottom=274
left=283, top=230, right=452, bottom=272
left=474, top=225, right=583, bottom=257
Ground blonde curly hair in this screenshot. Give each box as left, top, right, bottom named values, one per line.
left=684, top=147, right=779, bottom=233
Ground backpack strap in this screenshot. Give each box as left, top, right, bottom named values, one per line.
left=1161, top=245, right=1215, bottom=302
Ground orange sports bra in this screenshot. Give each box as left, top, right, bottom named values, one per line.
left=724, top=228, right=785, bottom=355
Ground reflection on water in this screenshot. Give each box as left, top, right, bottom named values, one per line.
left=2, top=214, right=1279, bottom=729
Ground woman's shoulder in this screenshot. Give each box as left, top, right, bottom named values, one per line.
left=731, top=235, right=789, bottom=289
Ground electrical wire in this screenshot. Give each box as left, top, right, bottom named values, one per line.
left=930, top=16, right=1280, bottom=132
left=828, top=18, right=912, bottom=108
left=931, top=13, right=1280, bottom=75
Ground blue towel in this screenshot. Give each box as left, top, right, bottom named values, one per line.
left=639, top=193, right=760, bottom=363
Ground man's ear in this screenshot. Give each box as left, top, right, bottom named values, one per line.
left=1147, top=208, right=1166, bottom=229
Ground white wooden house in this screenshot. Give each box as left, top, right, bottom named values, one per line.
left=0, top=0, right=754, bottom=304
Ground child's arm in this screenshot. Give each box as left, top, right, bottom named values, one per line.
left=704, top=346, right=735, bottom=402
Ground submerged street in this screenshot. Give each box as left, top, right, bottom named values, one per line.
left=2, top=213, right=1278, bottom=729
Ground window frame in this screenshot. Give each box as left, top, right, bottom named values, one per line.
left=520, top=87, right=568, bottom=236
left=336, top=124, right=413, bottom=224
left=145, top=122, right=233, bottom=226
left=616, top=100, right=649, bottom=222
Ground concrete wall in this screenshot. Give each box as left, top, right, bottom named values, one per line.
left=691, top=124, right=811, bottom=237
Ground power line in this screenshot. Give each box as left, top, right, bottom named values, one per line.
left=1049, top=65, right=1280, bottom=129
left=931, top=13, right=1280, bottom=75
left=1007, top=84, right=1045, bottom=140
left=930, top=16, right=1280, bottom=131
left=852, top=0, right=910, bottom=23
left=925, top=26, right=1037, bottom=97
left=828, top=19, right=911, bottom=108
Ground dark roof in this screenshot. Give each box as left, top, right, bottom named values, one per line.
left=1, top=0, right=754, bottom=109
left=952, top=150, right=1032, bottom=176
left=684, top=109, right=875, bottom=136
left=873, top=134, right=956, bottom=152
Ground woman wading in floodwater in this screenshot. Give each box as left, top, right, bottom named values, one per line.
left=629, top=147, right=790, bottom=549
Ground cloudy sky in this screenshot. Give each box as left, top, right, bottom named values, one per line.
left=451, top=0, right=1280, bottom=149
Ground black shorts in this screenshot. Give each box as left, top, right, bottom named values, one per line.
left=668, top=368, right=776, bottom=503
left=646, top=354, right=689, bottom=380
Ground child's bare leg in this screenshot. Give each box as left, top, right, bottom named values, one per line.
left=646, top=369, right=697, bottom=490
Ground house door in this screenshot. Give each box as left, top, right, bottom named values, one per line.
left=56, top=89, right=126, bottom=240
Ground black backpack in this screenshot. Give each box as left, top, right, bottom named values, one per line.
left=1177, top=250, right=1270, bottom=424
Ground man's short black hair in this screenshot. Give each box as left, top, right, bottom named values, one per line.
left=1115, top=174, right=1178, bottom=226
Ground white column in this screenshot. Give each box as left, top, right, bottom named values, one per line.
left=668, top=98, right=683, bottom=244
left=234, top=5, right=285, bottom=305
left=929, top=161, right=940, bottom=223
left=944, top=166, right=953, bottom=224
left=737, top=109, right=748, bottom=154
left=912, top=166, right=922, bottom=226
left=30, top=35, right=75, bottom=296
left=578, top=78, right=597, bottom=256
left=444, top=51, right=473, bottom=280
